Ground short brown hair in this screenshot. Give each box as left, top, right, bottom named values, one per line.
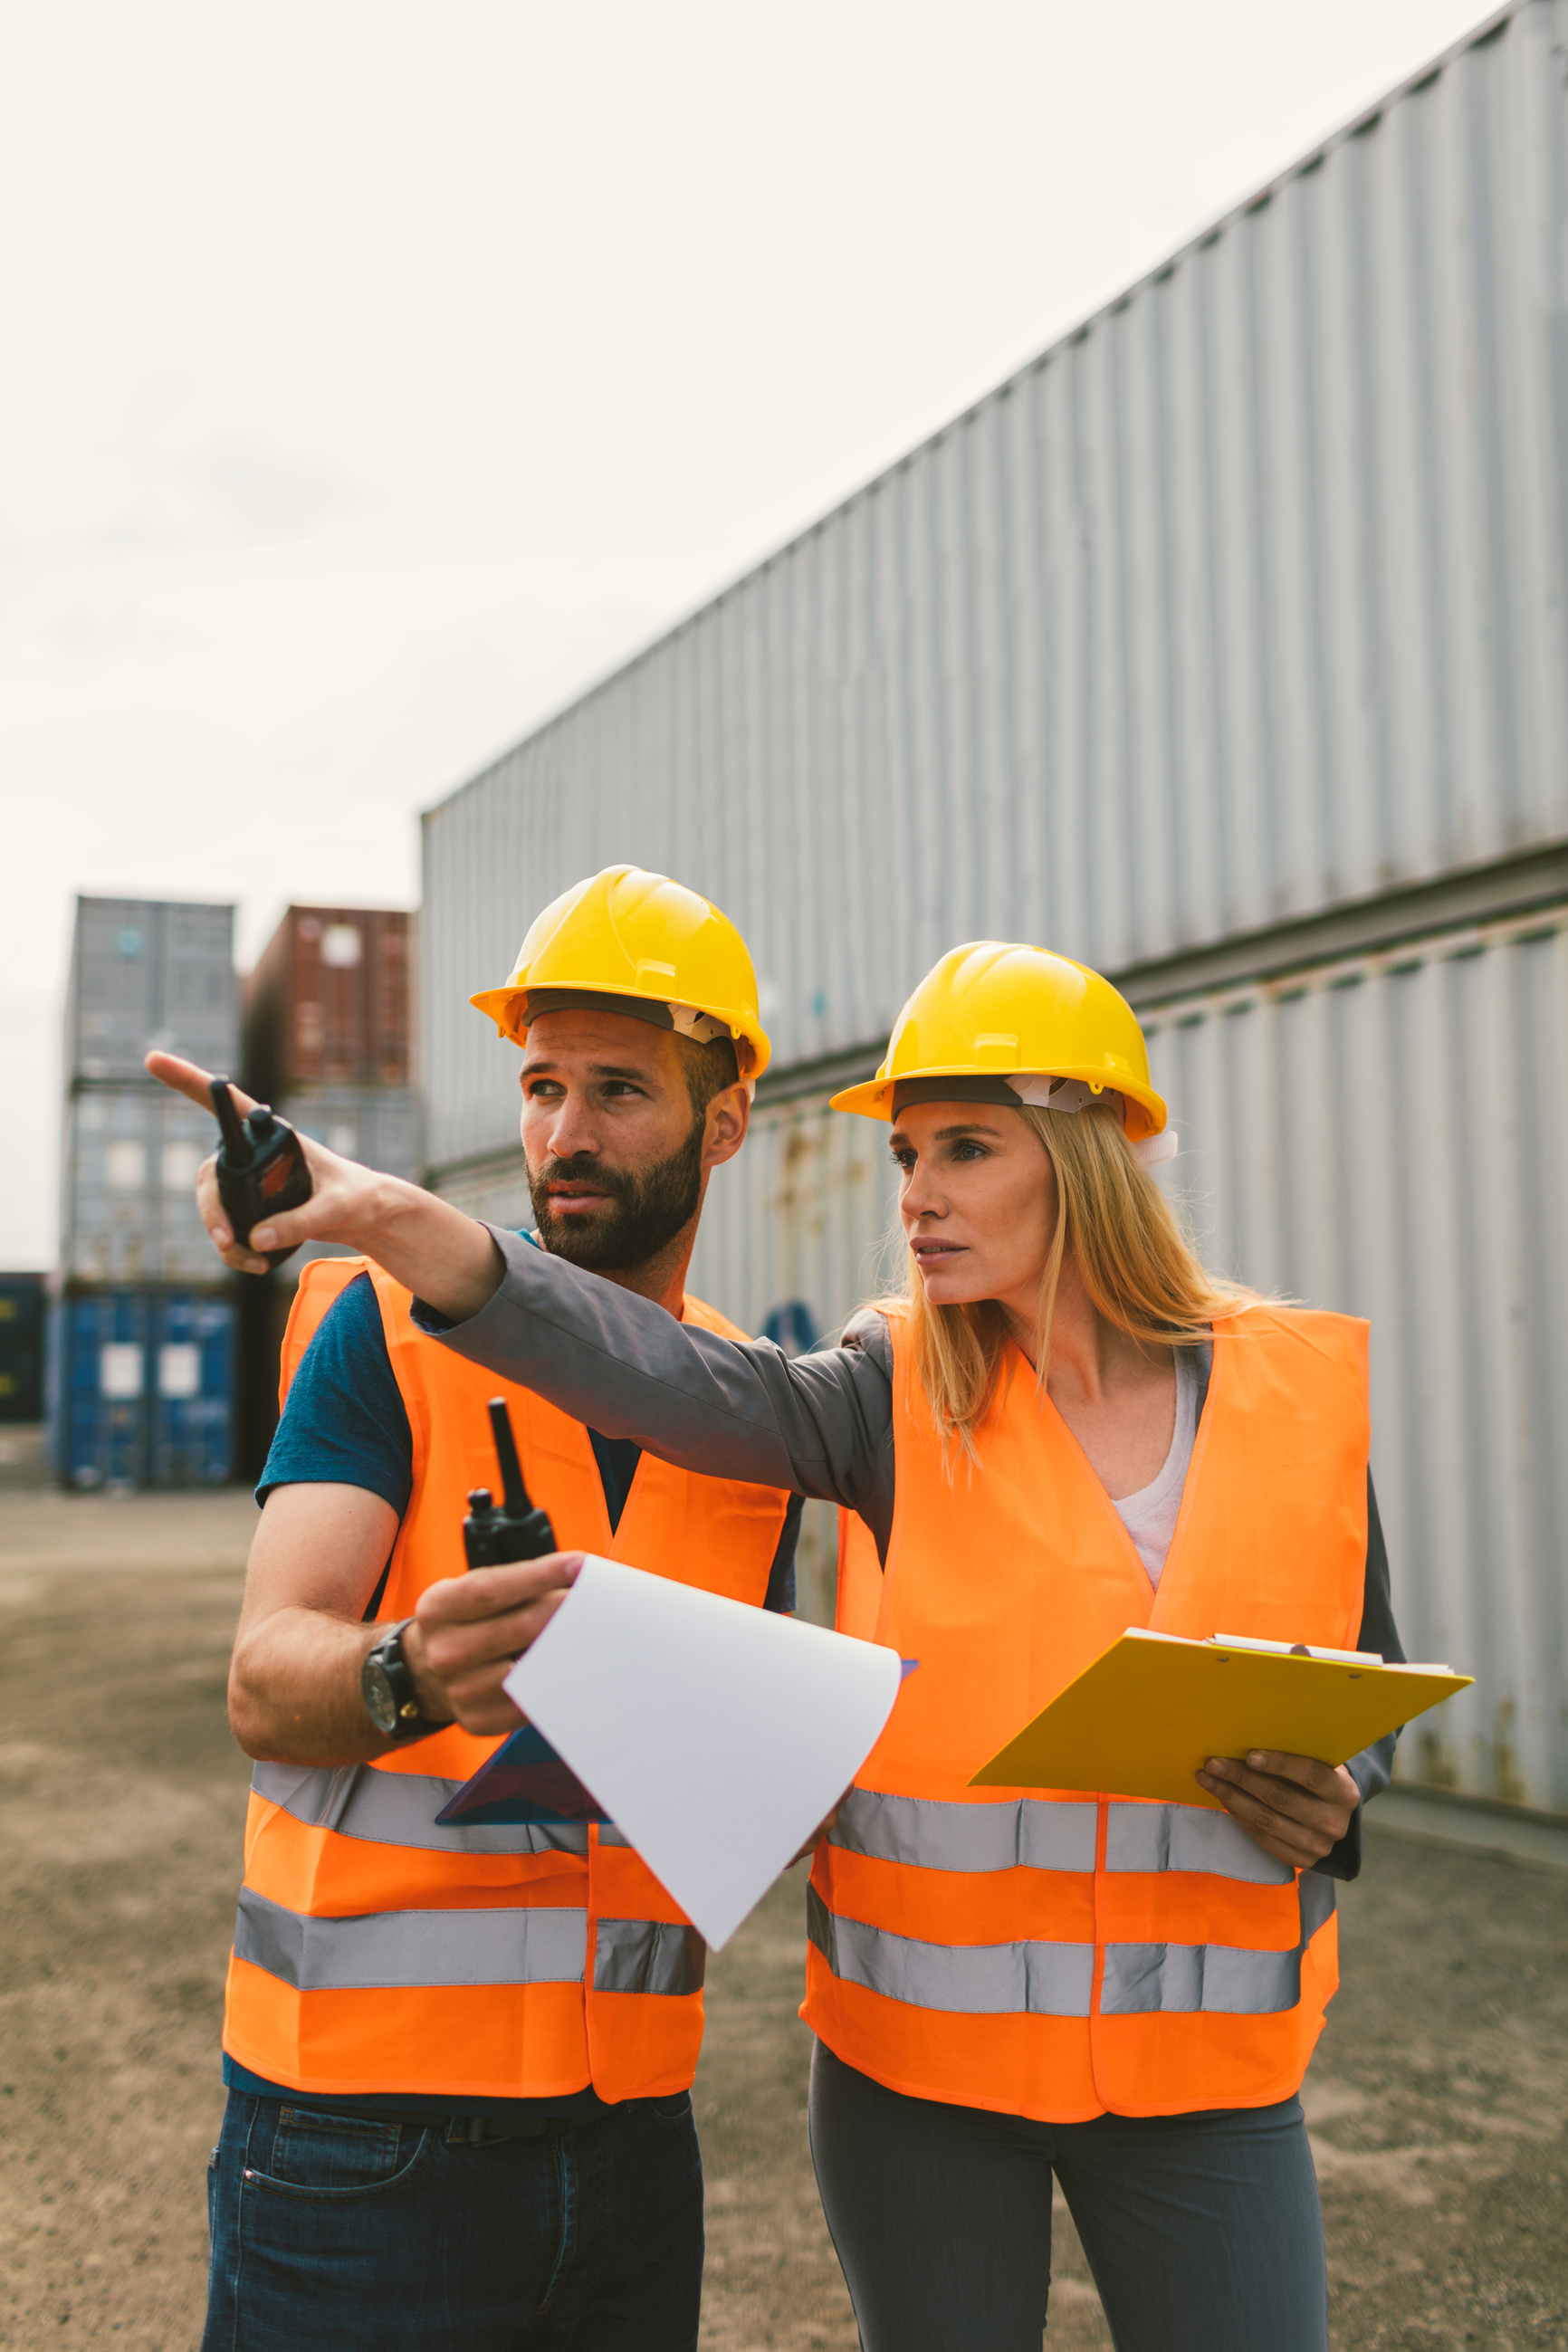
left=681, top=1033, right=741, bottom=1119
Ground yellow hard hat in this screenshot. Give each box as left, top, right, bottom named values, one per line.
left=830, top=942, right=1170, bottom=1151
left=470, top=864, right=771, bottom=1082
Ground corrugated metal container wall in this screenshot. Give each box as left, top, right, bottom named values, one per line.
left=0, top=1274, right=46, bottom=1422
left=68, top=898, right=239, bottom=1081
left=148, top=1295, right=236, bottom=1486
left=686, top=1097, right=897, bottom=1347
left=278, top=1088, right=424, bottom=1181
left=1141, top=907, right=1568, bottom=1816
left=62, top=1089, right=230, bottom=1284
left=46, top=1290, right=236, bottom=1488
left=683, top=904, right=1568, bottom=1803
left=246, top=908, right=413, bottom=1097
left=423, top=1, right=1568, bottom=1175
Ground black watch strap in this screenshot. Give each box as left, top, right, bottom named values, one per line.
left=362, top=1619, right=451, bottom=1744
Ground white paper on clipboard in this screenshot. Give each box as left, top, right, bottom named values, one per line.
left=502, top=1554, right=904, bottom=1948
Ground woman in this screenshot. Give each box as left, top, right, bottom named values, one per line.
left=193, top=941, right=1400, bottom=2352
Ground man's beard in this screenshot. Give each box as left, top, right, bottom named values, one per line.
left=528, top=1121, right=705, bottom=1273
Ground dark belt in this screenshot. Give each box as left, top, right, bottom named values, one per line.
left=445, top=2111, right=587, bottom=2146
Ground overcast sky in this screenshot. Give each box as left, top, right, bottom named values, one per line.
left=4, top=0, right=1491, bottom=1265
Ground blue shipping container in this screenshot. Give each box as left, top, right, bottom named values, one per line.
left=150, top=1295, right=235, bottom=1486
left=48, top=1290, right=236, bottom=1488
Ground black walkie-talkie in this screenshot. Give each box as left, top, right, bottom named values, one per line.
left=464, top=1397, right=559, bottom=1567
left=209, top=1077, right=314, bottom=1270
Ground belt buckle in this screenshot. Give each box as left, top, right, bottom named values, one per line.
left=454, top=2113, right=551, bottom=2147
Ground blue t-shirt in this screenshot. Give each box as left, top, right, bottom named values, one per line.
left=229, top=1263, right=803, bottom=2125
left=256, top=1268, right=800, bottom=1610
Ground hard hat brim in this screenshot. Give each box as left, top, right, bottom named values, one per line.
left=470, top=981, right=771, bottom=1080
left=831, top=1066, right=1167, bottom=1138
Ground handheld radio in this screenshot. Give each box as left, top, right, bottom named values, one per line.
left=209, top=1078, right=314, bottom=1270
left=464, top=1397, right=559, bottom=1568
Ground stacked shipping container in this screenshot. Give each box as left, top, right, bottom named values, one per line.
left=0, top=1274, right=45, bottom=1423
left=238, top=906, right=420, bottom=1475
left=418, top=3, right=1568, bottom=1808
left=49, top=898, right=241, bottom=1487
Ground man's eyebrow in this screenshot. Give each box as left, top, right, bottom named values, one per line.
left=521, top=1060, right=654, bottom=1082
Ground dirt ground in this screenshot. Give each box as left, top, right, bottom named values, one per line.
left=2, top=1434, right=1564, bottom=2351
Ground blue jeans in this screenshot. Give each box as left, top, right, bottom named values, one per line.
left=202, top=2090, right=703, bottom=2352
left=809, top=2041, right=1328, bottom=2352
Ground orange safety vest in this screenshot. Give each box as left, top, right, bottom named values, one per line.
left=807, top=1304, right=1368, bottom=2123
left=224, top=1255, right=791, bottom=2105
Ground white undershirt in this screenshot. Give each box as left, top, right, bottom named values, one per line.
left=1109, top=1346, right=1200, bottom=1589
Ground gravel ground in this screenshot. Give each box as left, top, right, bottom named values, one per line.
left=1, top=1437, right=1563, bottom=2351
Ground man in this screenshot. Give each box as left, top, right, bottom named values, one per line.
left=149, top=865, right=800, bottom=2352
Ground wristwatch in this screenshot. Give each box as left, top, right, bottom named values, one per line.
left=362, top=1620, right=451, bottom=1743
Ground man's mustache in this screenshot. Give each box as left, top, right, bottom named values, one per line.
left=538, top=1153, right=633, bottom=1198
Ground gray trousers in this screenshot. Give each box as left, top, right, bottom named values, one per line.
left=808, top=2041, right=1327, bottom=2352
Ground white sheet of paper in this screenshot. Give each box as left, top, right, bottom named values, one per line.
left=502, top=1554, right=904, bottom=1948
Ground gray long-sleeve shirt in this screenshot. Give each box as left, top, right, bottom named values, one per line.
left=417, top=1224, right=1401, bottom=1877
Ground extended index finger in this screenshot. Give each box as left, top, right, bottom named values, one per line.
left=145, top=1050, right=257, bottom=1117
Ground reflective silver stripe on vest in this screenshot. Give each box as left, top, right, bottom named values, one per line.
left=1103, top=1802, right=1295, bottom=1886
left=808, top=1873, right=1336, bottom=2020
left=594, top=1917, right=705, bottom=1997
left=807, top=1886, right=1094, bottom=2016
left=251, top=1762, right=629, bottom=1857
left=1299, top=1869, right=1336, bottom=1944
left=234, top=1886, right=588, bottom=1991
left=1098, top=1940, right=1302, bottom=2015
left=827, top=1789, right=1099, bottom=1874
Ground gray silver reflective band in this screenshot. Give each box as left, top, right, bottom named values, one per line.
left=236, top=1888, right=703, bottom=1997
left=808, top=1876, right=1334, bottom=2020
left=251, top=1761, right=630, bottom=1857
left=808, top=1887, right=1094, bottom=2016
left=808, top=1881, right=1090, bottom=2013
left=1104, top=1802, right=1293, bottom=1885
left=1098, top=1941, right=1302, bottom=2015
left=595, top=1917, right=705, bottom=1997
left=829, top=1790, right=1292, bottom=1887
left=828, top=1789, right=1097, bottom=1874
left=235, top=1888, right=588, bottom=1992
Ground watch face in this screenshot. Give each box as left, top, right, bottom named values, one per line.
left=363, top=1656, right=400, bottom=1735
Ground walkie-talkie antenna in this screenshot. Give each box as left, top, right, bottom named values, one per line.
left=209, top=1077, right=250, bottom=1159
left=487, top=1398, right=530, bottom=1516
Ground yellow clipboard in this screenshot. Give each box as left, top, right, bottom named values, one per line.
left=970, top=1628, right=1472, bottom=1808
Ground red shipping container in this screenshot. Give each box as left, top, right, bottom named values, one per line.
left=245, top=906, right=413, bottom=1096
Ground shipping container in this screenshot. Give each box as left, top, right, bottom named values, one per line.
left=229, top=1089, right=422, bottom=1478
left=148, top=1294, right=237, bottom=1485
left=60, top=1087, right=228, bottom=1285
left=66, top=897, right=238, bottom=1083
left=277, top=1086, right=423, bottom=1181
left=46, top=1288, right=236, bottom=1489
left=675, top=903, right=1568, bottom=1803
left=0, top=1273, right=46, bottom=1422
left=422, top=0, right=1568, bottom=1179
left=246, top=907, right=413, bottom=1097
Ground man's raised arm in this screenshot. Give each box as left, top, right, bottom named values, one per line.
left=145, top=1051, right=504, bottom=1321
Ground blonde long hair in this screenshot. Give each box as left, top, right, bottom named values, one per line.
left=892, top=1103, right=1256, bottom=1454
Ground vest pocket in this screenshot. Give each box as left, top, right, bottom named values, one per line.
left=253, top=2108, right=435, bottom=2199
